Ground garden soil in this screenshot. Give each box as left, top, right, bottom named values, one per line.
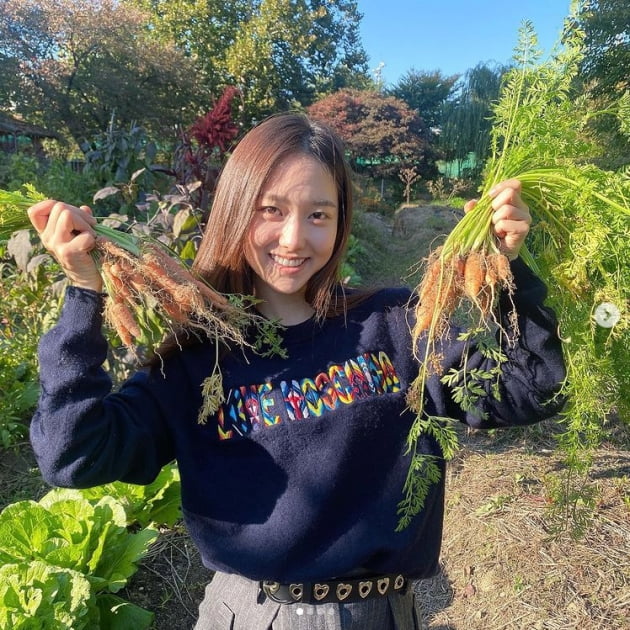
left=2, top=204, right=628, bottom=629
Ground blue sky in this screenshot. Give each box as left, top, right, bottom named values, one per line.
left=357, top=0, right=574, bottom=86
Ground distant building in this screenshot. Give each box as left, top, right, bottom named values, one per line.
left=437, top=152, right=479, bottom=178
left=0, top=113, right=58, bottom=157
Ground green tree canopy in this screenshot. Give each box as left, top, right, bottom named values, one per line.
left=307, top=89, right=431, bottom=179
left=127, top=0, right=370, bottom=123
left=575, top=0, right=629, bottom=96
left=388, top=69, right=460, bottom=131
left=0, top=0, right=198, bottom=147
left=573, top=0, right=629, bottom=167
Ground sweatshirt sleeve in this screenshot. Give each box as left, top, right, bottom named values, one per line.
left=30, top=286, right=176, bottom=488
left=431, top=257, right=567, bottom=428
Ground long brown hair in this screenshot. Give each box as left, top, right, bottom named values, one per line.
left=192, top=112, right=355, bottom=319
left=148, top=114, right=363, bottom=364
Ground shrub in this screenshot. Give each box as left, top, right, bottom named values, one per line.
left=0, top=255, right=63, bottom=447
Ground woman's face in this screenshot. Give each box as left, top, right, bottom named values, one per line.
left=245, top=153, right=338, bottom=324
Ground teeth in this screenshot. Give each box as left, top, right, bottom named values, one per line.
left=272, top=255, right=305, bottom=267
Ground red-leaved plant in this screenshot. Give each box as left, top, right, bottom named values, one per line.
left=174, top=86, right=242, bottom=211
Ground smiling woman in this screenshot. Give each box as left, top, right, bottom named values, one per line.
left=25, top=112, right=566, bottom=630
left=192, top=113, right=355, bottom=322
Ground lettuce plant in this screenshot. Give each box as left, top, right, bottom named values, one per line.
left=0, top=491, right=158, bottom=628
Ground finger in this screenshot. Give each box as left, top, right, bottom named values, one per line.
left=489, top=178, right=522, bottom=198
left=27, top=199, right=57, bottom=234
left=464, top=199, right=477, bottom=213
left=490, top=187, right=527, bottom=214
left=40, top=202, right=97, bottom=254
left=55, top=230, right=98, bottom=264
left=79, top=205, right=96, bottom=223
left=46, top=202, right=95, bottom=236
left=493, top=217, right=530, bottom=240
left=491, top=202, right=531, bottom=227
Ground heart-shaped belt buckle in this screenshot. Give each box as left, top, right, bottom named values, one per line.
left=377, top=577, right=390, bottom=595
left=359, top=580, right=373, bottom=598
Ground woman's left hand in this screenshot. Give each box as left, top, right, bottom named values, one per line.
left=465, top=178, right=531, bottom=260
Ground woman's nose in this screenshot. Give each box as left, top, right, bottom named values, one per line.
left=278, top=215, right=305, bottom=250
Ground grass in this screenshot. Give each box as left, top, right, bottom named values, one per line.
left=418, top=420, right=629, bottom=630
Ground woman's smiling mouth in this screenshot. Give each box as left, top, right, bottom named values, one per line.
left=271, top=254, right=307, bottom=268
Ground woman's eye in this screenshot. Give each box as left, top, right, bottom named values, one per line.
left=261, top=206, right=281, bottom=217
left=311, top=211, right=328, bottom=221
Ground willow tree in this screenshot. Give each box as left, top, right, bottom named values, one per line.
left=439, top=63, right=508, bottom=179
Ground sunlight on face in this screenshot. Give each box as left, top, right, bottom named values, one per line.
left=245, top=154, right=338, bottom=324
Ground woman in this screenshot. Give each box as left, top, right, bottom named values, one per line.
left=28, top=113, right=565, bottom=629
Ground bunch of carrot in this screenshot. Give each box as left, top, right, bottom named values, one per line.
left=413, top=215, right=515, bottom=347
left=97, top=239, right=248, bottom=352
left=0, top=186, right=254, bottom=362
left=397, top=17, right=630, bottom=530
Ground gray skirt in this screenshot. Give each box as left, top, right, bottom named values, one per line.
left=194, top=572, right=420, bottom=630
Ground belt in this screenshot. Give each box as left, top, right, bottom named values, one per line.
left=260, top=573, right=407, bottom=605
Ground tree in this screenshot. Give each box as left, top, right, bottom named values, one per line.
left=573, top=0, right=630, bottom=167
left=388, top=69, right=460, bottom=131
left=223, top=0, right=321, bottom=121
left=439, top=63, right=507, bottom=178
left=305, top=0, right=371, bottom=94
left=307, top=89, right=432, bottom=179
left=127, top=0, right=370, bottom=123
left=0, top=0, right=198, bottom=146
left=126, top=0, right=245, bottom=101
left=575, top=0, right=629, bottom=96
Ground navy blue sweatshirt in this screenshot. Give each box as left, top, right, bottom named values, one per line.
left=30, top=259, right=565, bottom=582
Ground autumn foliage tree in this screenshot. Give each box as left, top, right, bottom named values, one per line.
left=0, top=0, right=198, bottom=146
left=307, top=89, right=432, bottom=179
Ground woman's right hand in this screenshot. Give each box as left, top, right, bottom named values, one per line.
left=28, top=200, right=103, bottom=293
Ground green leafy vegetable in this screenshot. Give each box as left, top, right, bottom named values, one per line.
left=0, top=490, right=157, bottom=627
left=0, top=560, right=95, bottom=629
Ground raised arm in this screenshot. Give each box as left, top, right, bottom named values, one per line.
left=27, top=200, right=176, bottom=488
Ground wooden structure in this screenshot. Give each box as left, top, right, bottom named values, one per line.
left=0, top=113, right=58, bottom=157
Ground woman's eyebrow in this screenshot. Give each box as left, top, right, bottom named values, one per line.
left=261, top=194, right=337, bottom=208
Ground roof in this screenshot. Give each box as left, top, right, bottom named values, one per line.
left=0, top=113, right=58, bottom=139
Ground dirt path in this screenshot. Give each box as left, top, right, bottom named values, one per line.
left=355, top=204, right=462, bottom=288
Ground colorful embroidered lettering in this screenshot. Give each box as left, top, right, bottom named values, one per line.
left=217, top=351, right=400, bottom=440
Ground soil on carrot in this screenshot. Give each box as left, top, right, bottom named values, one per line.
left=2, top=203, right=628, bottom=630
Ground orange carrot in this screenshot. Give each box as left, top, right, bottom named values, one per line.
left=414, top=301, right=434, bottom=334
left=419, top=256, right=442, bottom=305
left=463, top=252, right=485, bottom=300
left=144, top=245, right=231, bottom=311
left=105, top=299, right=141, bottom=346
left=491, top=253, right=512, bottom=285
left=159, top=297, right=190, bottom=324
